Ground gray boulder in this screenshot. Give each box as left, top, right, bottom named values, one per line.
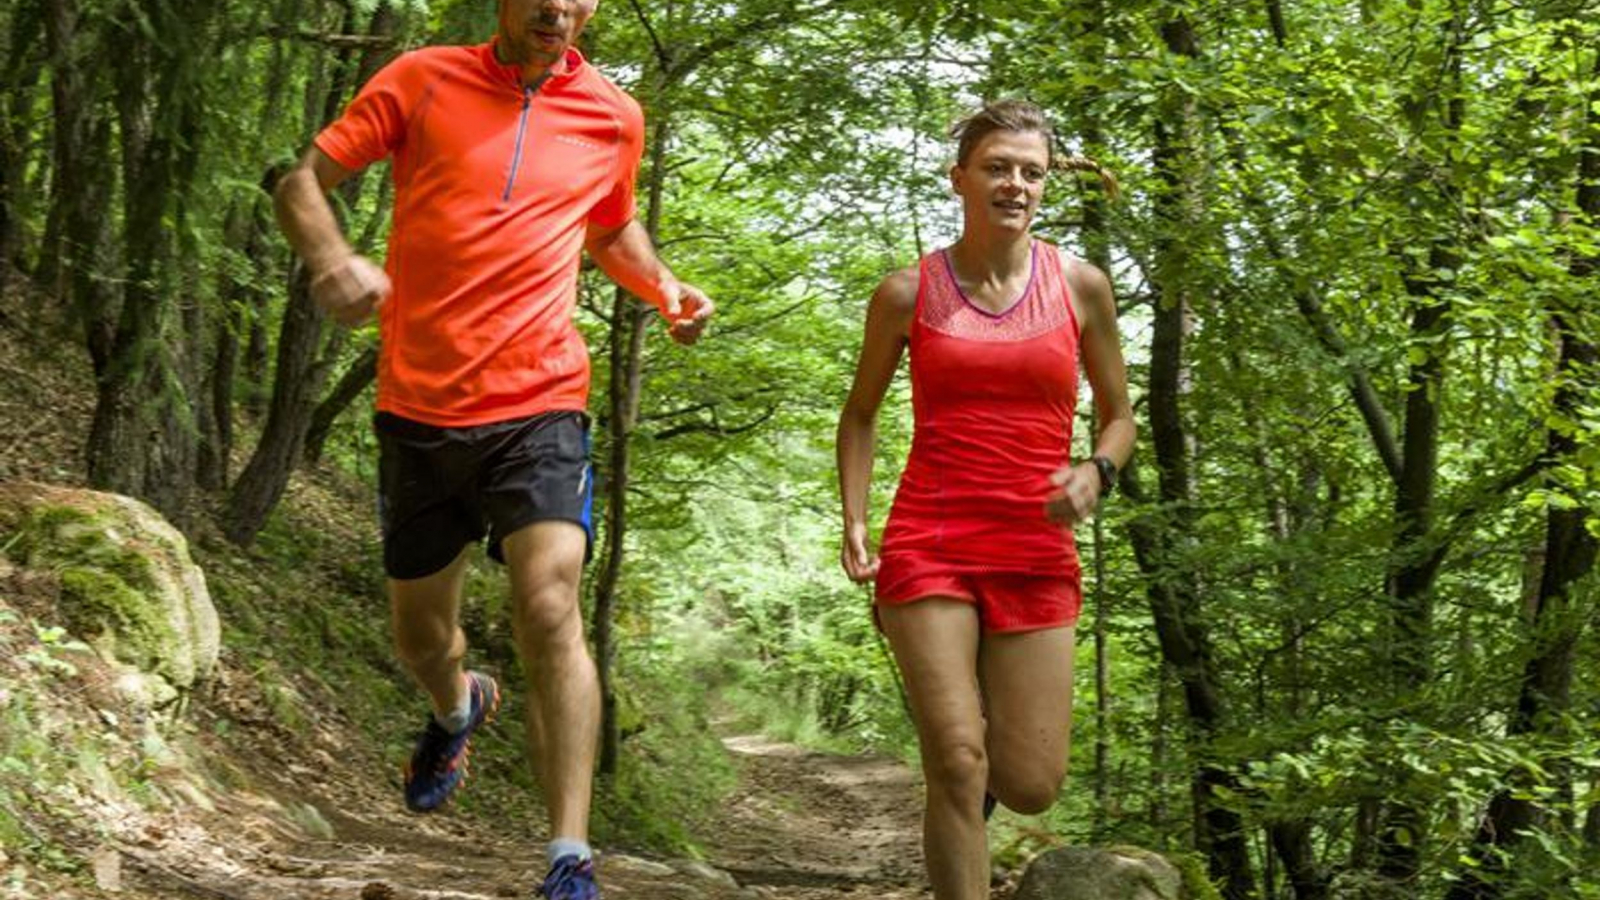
left=1014, top=846, right=1185, bottom=900
left=1, top=482, right=220, bottom=708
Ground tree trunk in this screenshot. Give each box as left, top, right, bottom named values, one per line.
left=303, top=345, right=377, bottom=465
left=41, top=0, right=117, bottom=341
left=1079, top=11, right=1113, bottom=833
left=0, top=0, right=45, bottom=282
left=1119, top=14, right=1256, bottom=899
left=224, top=266, right=332, bottom=542
left=242, top=294, right=273, bottom=416
left=593, top=98, right=670, bottom=778
left=84, top=0, right=222, bottom=525
left=1444, top=46, right=1600, bottom=900
left=1375, top=17, right=1468, bottom=880
left=1269, top=819, right=1327, bottom=900
left=197, top=195, right=273, bottom=491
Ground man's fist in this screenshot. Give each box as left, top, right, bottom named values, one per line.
left=309, top=255, right=391, bottom=327
left=661, top=281, right=715, bottom=345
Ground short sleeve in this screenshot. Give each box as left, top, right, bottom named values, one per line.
left=587, top=97, right=644, bottom=229
left=313, top=53, right=417, bottom=172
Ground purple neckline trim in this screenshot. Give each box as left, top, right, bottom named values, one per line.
left=941, top=242, right=1037, bottom=320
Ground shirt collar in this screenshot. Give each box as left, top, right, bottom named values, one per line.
left=479, top=38, right=586, bottom=89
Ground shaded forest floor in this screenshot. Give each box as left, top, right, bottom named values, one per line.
left=29, top=726, right=935, bottom=900
left=4, top=653, right=937, bottom=900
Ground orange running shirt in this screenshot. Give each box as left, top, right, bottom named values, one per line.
left=315, top=41, right=644, bottom=426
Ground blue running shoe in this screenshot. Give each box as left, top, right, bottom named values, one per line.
left=403, top=671, right=500, bottom=812
left=537, top=855, right=599, bottom=900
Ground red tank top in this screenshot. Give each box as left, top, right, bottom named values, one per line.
left=879, top=240, right=1082, bottom=574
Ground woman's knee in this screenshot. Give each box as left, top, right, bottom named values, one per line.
left=990, top=766, right=1066, bottom=815
left=922, top=734, right=989, bottom=797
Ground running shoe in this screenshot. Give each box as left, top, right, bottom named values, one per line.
left=402, top=671, right=500, bottom=812
left=536, top=855, right=599, bottom=900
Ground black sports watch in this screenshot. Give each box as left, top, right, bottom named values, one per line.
left=1090, top=455, right=1118, bottom=497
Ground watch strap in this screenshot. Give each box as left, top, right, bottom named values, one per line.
left=1091, top=455, right=1117, bottom=497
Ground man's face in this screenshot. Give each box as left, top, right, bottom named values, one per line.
left=498, top=0, right=597, bottom=69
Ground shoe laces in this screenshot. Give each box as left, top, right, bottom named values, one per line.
left=411, top=719, right=459, bottom=774
left=538, top=856, right=595, bottom=899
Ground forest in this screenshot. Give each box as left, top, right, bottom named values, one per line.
left=0, top=0, right=1597, bottom=898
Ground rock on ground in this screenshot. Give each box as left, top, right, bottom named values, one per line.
left=0, top=481, right=220, bottom=709
left=1013, top=846, right=1184, bottom=900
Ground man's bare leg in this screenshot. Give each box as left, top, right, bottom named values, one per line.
left=389, top=545, right=474, bottom=716
left=503, top=521, right=597, bottom=843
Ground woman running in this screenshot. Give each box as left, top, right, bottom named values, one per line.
left=836, top=99, right=1135, bottom=900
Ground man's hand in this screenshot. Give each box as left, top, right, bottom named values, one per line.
left=661, top=281, right=714, bottom=345
left=840, top=521, right=880, bottom=584
left=1045, top=462, right=1101, bottom=525
left=309, top=254, right=391, bottom=327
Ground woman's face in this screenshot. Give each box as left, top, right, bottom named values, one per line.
left=951, top=129, right=1050, bottom=233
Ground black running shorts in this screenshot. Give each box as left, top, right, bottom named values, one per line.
left=375, top=410, right=594, bottom=580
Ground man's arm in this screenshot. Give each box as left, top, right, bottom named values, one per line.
left=585, top=218, right=714, bottom=345
left=274, top=147, right=391, bottom=327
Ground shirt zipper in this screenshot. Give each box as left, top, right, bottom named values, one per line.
left=503, top=84, right=534, bottom=202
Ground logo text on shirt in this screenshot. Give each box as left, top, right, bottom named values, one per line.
left=555, top=134, right=603, bottom=151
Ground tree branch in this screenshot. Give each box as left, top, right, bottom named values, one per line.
left=625, top=0, right=671, bottom=71
left=651, top=403, right=779, bottom=441
left=254, top=26, right=396, bottom=50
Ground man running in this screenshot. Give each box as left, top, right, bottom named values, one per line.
left=273, top=1, right=713, bottom=897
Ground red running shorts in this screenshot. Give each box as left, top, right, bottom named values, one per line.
left=874, top=552, right=1083, bottom=633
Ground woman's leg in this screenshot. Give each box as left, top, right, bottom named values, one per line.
left=979, top=624, right=1076, bottom=814
left=879, top=599, right=990, bottom=900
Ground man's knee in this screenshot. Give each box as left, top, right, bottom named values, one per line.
left=512, top=578, right=583, bottom=645
left=393, top=618, right=462, bottom=668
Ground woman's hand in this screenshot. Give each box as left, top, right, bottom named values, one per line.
left=1045, top=462, right=1101, bottom=524
left=841, top=521, right=880, bottom=583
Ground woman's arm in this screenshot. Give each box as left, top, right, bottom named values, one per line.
left=836, top=267, right=917, bottom=582
left=1047, top=256, right=1137, bottom=524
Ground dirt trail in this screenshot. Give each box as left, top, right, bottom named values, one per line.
left=701, top=735, right=928, bottom=899
left=27, top=722, right=932, bottom=900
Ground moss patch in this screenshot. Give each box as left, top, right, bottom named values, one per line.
left=16, top=505, right=161, bottom=591
left=10, top=504, right=178, bottom=680
left=57, top=566, right=176, bottom=677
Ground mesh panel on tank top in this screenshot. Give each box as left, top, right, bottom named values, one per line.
left=917, top=241, right=1071, bottom=342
